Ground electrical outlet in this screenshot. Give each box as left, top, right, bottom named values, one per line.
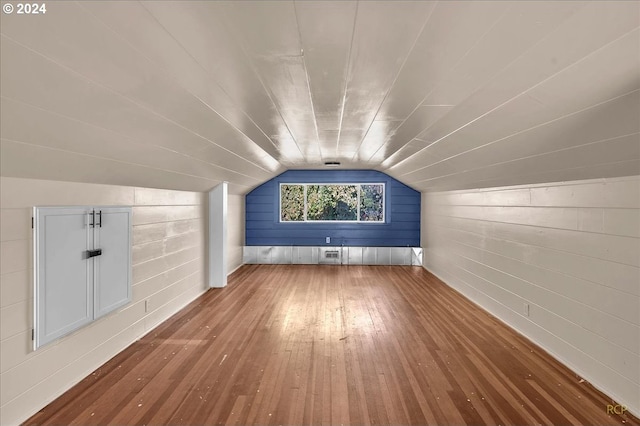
left=523, top=303, right=530, bottom=317
left=326, top=236, right=330, bottom=244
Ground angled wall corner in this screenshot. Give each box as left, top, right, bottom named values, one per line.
left=420, top=176, right=640, bottom=417
left=0, top=177, right=209, bottom=425
left=209, top=182, right=228, bottom=288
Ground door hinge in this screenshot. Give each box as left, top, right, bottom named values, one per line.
left=31, top=217, right=34, bottom=229
left=31, top=328, right=34, bottom=340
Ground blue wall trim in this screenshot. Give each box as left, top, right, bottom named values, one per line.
left=245, top=170, right=420, bottom=247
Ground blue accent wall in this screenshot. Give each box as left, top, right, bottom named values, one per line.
left=245, top=170, right=420, bottom=247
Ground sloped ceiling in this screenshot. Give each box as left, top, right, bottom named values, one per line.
left=1, top=1, right=638, bottom=194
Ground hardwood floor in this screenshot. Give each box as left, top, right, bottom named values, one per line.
left=26, top=265, right=638, bottom=425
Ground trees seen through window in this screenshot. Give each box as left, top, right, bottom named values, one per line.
left=280, top=183, right=384, bottom=222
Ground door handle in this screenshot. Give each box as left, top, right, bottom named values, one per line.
left=86, top=249, right=102, bottom=258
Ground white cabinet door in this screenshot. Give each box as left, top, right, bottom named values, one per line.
left=34, top=206, right=132, bottom=349
left=94, top=208, right=132, bottom=318
left=35, top=208, right=94, bottom=348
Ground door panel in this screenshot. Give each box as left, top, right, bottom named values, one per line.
left=94, top=207, right=132, bottom=318
left=36, top=208, right=93, bottom=348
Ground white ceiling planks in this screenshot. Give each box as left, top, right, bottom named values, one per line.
left=420, top=132, right=640, bottom=192
left=0, top=1, right=638, bottom=194
left=387, top=1, right=640, bottom=190
left=0, top=1, right=281, bottom=192
left=373, top=2, right=508, bottom=122
left=135, top=1, right=304, bottom=166
left=393, top=38, right=640, bottom=186
left=0, top=139, right=225, bottom=192
left=0, top=97, right=264, bottom=188
left=379, top=1, right=586, bottom=169
left=422, top=2, right=585, bottom=107
left=404, top=92, right=640, bottom=187
left=220, top=1, right=322, bottom=164
left=0, top=35, right=260, bottom=191
left=337, top=1, right=436, bottom=159
left=364, top=1, right=511, bottom=164
left=294, top=1, right=357, bottom=161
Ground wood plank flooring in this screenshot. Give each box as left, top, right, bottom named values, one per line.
left=26, top=265, right=639, bottom=425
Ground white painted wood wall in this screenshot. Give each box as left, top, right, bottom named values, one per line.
left=227, top=194, right=245, bottom=276
left=0, top=177, right=245, bottom=425
left=421, top=176, right=640, bottom=416
left=208, top=182, right=228, bottom=288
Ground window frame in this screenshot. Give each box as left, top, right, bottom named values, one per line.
left=279, top=182, right=386, bottom=224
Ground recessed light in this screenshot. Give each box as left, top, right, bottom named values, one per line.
left=324, top=161, right=341, bottom=167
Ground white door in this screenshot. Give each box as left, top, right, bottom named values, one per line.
left=35, top=208, right=94, bottom=348
left=35, top=206, right=132, bottom=349
left=94, top=207, right=132, bottom=318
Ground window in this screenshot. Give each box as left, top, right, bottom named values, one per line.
left=280, top=183, right=385, bottom=222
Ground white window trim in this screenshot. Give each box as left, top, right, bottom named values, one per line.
left=279, top=183, right=386, bottom=223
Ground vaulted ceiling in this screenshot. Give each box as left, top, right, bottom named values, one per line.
left=1, top=1, right=638, bottom=194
